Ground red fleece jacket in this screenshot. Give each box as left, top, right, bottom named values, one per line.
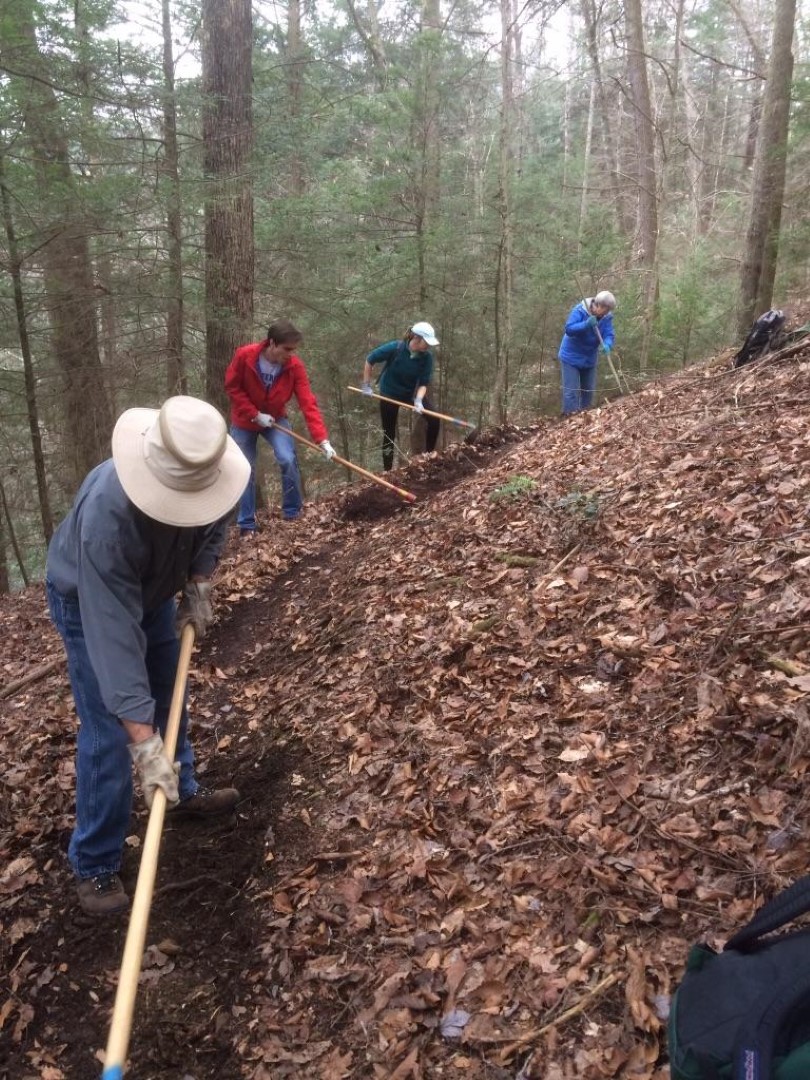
left=224, top=341, right=329, bottom=444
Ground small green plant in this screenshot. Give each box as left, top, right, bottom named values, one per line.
left=490, top=475, right=537, bottom=501
left=555, top=490, right=600, bottom=521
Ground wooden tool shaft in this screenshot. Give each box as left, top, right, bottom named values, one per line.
left=347, top=385, right=475, bottom=428
left=280, top=424, right=416, bottom=502
left=102, top=624, right=195, bottom=1079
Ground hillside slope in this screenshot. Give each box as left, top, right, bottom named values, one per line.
left=3, top=340, right=810, bottom=1079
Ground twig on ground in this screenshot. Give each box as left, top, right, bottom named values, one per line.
left=0, top=657, right=63, bottom=700
left=512, top=971, right=621, bottom=1074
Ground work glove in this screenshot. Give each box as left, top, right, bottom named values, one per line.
left=601, top=342, right=611, bottom=355
left=413, top=399, right=425, bottom=415
left=177, top=581, right=214, bottom=639
left=320, top=439, right=336, bottom=461
left=129, top=731, right=180, bottom=808
left=255, top=412, right=274, bottom=428
left=586, top=314, right=598, bottom=328
left=361, top=382, right=374, bottom=396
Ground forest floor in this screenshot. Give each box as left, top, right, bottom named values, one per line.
left=3, top=326, right=810, bottom=1079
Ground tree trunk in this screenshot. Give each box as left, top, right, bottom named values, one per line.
left=489, top=0, right=514, bottom=426
left=413, top=0, right=442, bottom=309
left=2, top=2, right=113, bottom=486
left=162, top=0, right=187, bottom=396
left=624, top=0, right=659, bottom=362
left=727, top=0, right=766, bottom=172
left=578, top=79, right=596, bottom=243
left=739, top=0, right=796, bottom=330
left=0, top=152, right=54, bottom=544
left=288, top=0, right=305, bottom=199
left=0, top=512, right=8, bottom=594
left=202, top=0, right=255, bottom=415
left=0, top=479, right=29, bottom=588
left=74, top=1, right=118, bottom=408
left=345, top=0, right=387, bottom=89
left=579, top=0, right=618, bottom=203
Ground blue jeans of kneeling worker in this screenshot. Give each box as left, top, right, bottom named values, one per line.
left=560, top=361, right=597, bottom=415
left=230, top=420, right=302, bottom=527
left=47, top=582, right=198, bottom=881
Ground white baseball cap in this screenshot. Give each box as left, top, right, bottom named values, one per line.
left=410, top=321, right=439, bottom=346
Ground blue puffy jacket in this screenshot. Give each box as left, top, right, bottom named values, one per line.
left=558, top=301, right=615, bottom=369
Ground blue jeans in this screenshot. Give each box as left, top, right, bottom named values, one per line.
left=47, top=581, right=198, bottom=880
left=230, top=421, right=302, bottom=527
left=560, top=361, right=597, bottom=415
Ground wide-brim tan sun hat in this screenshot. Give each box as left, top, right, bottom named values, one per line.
left=112, top=395, right=250, bottom=527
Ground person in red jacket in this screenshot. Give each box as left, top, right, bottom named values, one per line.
left=225, top=319, right=335, bottom=533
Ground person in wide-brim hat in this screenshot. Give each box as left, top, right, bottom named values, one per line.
left=360, top=320, right=441, bottom=471
left=46, top=395, right=250, bottom=917
left=112, top=395, right=250, bottom=527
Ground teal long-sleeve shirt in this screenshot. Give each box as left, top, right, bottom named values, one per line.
left=366, top=340, right=434, bottom=403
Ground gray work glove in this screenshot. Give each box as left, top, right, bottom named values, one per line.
left=255, top=412, right=274, bottom=428
left=413, top=399, right=425, bottom=414
left=320, top=439, right=336, bottom=461
left=128, top=731, right=180, bottom=808
left=177, top=581, right=214, bottom=639
left=361, top=382, right=374, bottom=396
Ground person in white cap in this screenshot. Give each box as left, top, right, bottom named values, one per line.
left=360, top=321, right=440, bottom=471
left=557, top=290, right=616, bottom=415
left=46, top=396, right=251, bottom=916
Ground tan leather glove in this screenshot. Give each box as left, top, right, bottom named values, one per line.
left=176, top=581, right=214, bottom=639
left=128, top=732, right=180, bottom=808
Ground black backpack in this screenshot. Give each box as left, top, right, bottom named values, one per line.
left=668, top=875, right=810, bottom=1079
left=733, top=309, right=786, bottom=368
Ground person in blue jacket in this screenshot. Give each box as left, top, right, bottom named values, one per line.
left=361, top=321, right=441, bottom=471
left=558, top=291, right=616, bottom=415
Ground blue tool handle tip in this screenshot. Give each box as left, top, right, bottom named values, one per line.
left=102, top=1067, right=124, bottom=1079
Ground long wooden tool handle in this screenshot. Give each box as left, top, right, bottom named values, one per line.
left=102, top=624, right=196, bottom=1080
left=347, top=385, right=475, bottom=429
left=572, top=275, right=624, bottom=397
left=589, top=318, right=626, bottom=397
left=279, top=425, right=416, bottom=503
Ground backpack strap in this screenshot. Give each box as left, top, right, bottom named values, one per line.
left=726, top=876, right=810, bottom=951
left=375, top=339, right=407, bottom=386
left=732, top=970, right=810, bottom=1080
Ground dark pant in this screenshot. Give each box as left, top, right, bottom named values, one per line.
left=379, top=398, right=440, bottom=471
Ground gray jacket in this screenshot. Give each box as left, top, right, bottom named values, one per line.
left=47, top=460, right=228, bottom=724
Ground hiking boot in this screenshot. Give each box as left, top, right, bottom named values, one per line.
left=76, top=873, right=130, bottom=917
left=169, top=785, right=240, bottom=818
left=239, top=528, right=255, bottom=539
